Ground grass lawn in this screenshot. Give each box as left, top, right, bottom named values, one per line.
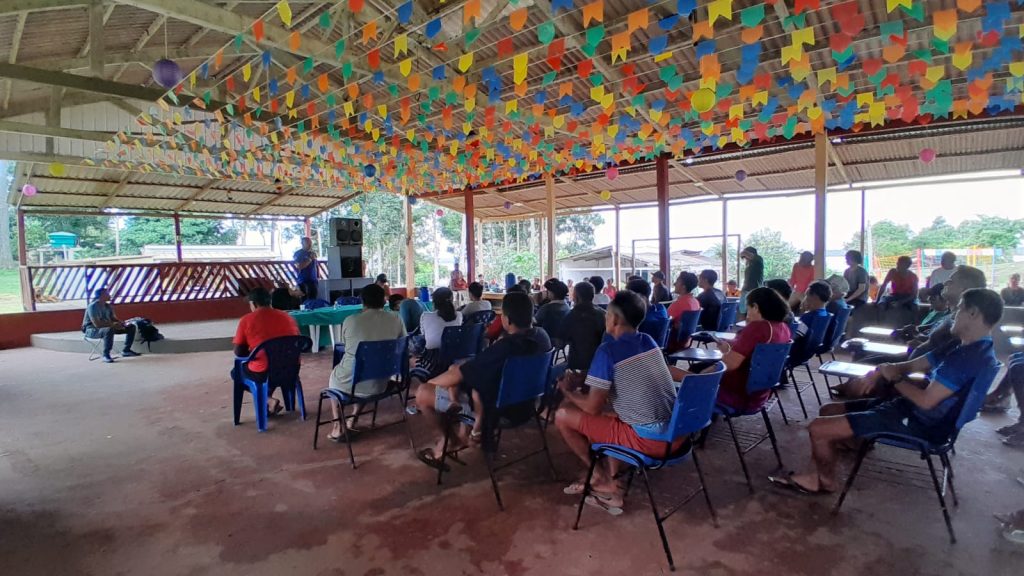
left=0, top=268, right=24, bottom=314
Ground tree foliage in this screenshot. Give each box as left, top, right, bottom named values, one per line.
left=118, top=217, right=237, bottom=256
left=844, top=216, right=1024, bottom=261
left=556, top=212, right=605, bottom=255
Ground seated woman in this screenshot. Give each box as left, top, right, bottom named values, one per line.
left=877, top=256, right=919, bottom=309
left=413, top=287, right=463, bottom=379
left=710, top=287, right=793, bottom=413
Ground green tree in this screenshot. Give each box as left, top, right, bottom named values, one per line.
left=118, top=217, right=237, bottom=255
left=912, top=217, right=957, bottom=250
left=956, top=215, right=1024, bottom=256
left=743, top=228, right=800, bottom=280
left=24, top=215, right=115, bottom=259
left=844, top=220, right=914, bottom=258
left=556, top=212, right=605, bottom=255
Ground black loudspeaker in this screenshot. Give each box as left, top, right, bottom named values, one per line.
left=330, top=217, right=363, bottom=247
left=340, top=256, right=363, bottom=278
left=327, top=245, right=363, bottom=279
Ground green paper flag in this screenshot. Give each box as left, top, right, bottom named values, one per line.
left=542, top=71, right=557, bottom=86
left=589, top=72, right=603, bottom=87
left=388, top=84, right=399, bottom=97
left=202, top=91, right=211, bottom=106
left=932, top=37, right=949, bottom=54
left=912, top=49, right=933, bottom=63
left=585, top=24, right=605, bottom=48
left=326, top=94, right=336, bottom=107
left=658, top=65, right=677, bottom=83
left=782, top=13, right=806, bottom=28
left=335, top=40, right=346, bottom=59
left=320, top=11, right=331, bottom=30
left=342, top=61, right=353, bottom=81
left=465, top=27, right=481, bottom=47
left=225, top=103, right=234, bottom=116
left=580, top=43, right=598, bottom=58
left=428, top=86, right=440, bottom=101
left=234, top=34, right=243, bottom=52
left=783, top=116, right=798, bottom=139
left=901, top=1, right=924, bottom=22
left=740, top=4, right=765, bottom=27
left=303, top=56, right=314, bottom=73
left=538, top=21, right=555, bottom=45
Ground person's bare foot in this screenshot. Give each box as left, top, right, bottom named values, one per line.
left=789, top=471, right=836, bottom=493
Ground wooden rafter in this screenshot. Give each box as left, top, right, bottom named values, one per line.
left=2, top=12, right=28, bottom=110
left=78, top=1, right=116, bottom=58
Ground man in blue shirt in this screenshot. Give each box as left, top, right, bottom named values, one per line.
left=791, top=280, right=832, bottom=357
left=293, top=237, right=318, bottom=300
left=82, top=288, right=141, bottom=363
left=627, top=277, right=670, bottom=348
left=771, top=288, right=1003, bottom=494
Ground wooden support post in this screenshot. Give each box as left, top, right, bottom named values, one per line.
left=303, top=217, right=311, bottom=238
left=173, top=213, right=183, bottom=263
left=405, top=198, right=415, bottom=297
left=814, top=133, right=828, bottom=278
left=464, top=190, right=475, bottom=280
left=721, top=200, right=729, bottom=285
left=536, top=217, right=543, bottom=279
left=16, top=208, right=34, bottom=311
left=612, top=206, right=621, bottom=287
left=88, top=0, right=105, bottom=77
left=656, top=155, right=670, bottom=277
left=46, top=86, right=61, bottom=156
left=859, top=189, right=866, bottom=259
left=545, top=174, right=555, bottom=279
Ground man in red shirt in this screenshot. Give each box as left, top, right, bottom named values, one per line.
left=666, top=271, right=701, bottom=351
left=233, top=287, right=300, bottom=415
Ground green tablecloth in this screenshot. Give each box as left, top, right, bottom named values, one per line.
left=288, top=301, right=434, bottom=349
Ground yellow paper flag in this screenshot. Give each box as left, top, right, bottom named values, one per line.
left=513, top=53, right=528, bottom=84
left=458, top=52, right=474, bottom=73
left=708, top=0, right=734, bottom=26
left=399, top=57, right=413, bottom=77
left=394, top=34, right=408, bottom=58
left=242, top=63, right=252, bottom=82
left=276, top=1, right=292, bottom=26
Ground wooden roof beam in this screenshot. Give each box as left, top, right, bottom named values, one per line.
left=2, top=12, right=28, bottom=110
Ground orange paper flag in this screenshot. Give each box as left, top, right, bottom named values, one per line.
left=509, top=7, right=528, bottom=31
left=582, top=0, right=604, bottom=28
left=362, top=21, right=377, bottom=44
left=464, top=0, right=481, bottom=25
left=318, top=73, right=329, bottom=92
left=289, top=31, right=301, bottom=51
left=627, top=8, right=649, bottom=34
left=253, top=20, right=264, bottom=42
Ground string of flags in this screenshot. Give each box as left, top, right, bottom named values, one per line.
left=91, top=0, right=1024, bottom=202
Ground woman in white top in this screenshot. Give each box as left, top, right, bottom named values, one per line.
left=414, top=287, right=463, bottom=378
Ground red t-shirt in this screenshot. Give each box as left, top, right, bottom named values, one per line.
left=666, top=294, right=702, bottom=352
left=717, top=320, right=791, bottom=412
left=789, top=264, right=815, bottom=294
left=888, top=270, right=918, bottom=296
left=233, top=307, right=300, bottom=372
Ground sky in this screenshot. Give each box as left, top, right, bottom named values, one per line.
left=591, top=171, right=1024, bottom=255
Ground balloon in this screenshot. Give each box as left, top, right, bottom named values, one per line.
left=48, top=162, right=66, bottom=177
left=152, top=59, right=183, bottom=89
left=435, top=209, right=444, bottom=216
left=606, top=166, right=619, bottom=180
left=735, top=169, right=747, bottom=182
left=351, top=203, right=362, bottom=214
left=919, top=148, right=937, bottom=164
left=503, top=201, right=512, bottom=209
left=599, top=190, right=612, bottom=201
left=407, top=196, right=417, bottom=205
left=691, top=88, right=716, bottom=113
left=363, top=164, right=377, bottom=177
left=21, top=184, right=37, bottom=196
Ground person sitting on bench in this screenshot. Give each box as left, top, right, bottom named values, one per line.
left=83, top=288, right=140, bottom=363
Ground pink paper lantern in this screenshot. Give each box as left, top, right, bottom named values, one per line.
left=22, top=184, right=37, bottom=196
left=606, top=166, right=619, bottom=180
left=919, top=148, right=937, bottom=164
left=435, top=209, right=444, bottom=216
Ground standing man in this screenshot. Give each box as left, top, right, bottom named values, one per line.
left=843, top=250, right=869, bottom=309
left=739, top=247, right=764, bottom=319
left=83, top=288, right=141, bottom=363
left=293, top=237, right=319, bottom=301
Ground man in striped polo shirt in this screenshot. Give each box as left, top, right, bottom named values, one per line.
left=555, top=290, right=685, bottom=515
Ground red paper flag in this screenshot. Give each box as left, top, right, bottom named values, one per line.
left=253, top=20, right=264, bottom=42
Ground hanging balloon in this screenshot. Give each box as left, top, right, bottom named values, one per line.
left=735, top=169, right=747, bottom=182
left=363, top=164, right=377, bottom=177
left=152, top=58, right=183, bottom=89
left=21, top=184, right=37, bottom=197
left=351, top=203, right=362, bottom=214
left=48, top=162, right=66, bottom=177
left=691, top=88, right=716, bottom=113
left=919, top=148, right=937, bottom=164
left=407, top=196, right=417, bottom=205
left=503, top=201, right=512, bottom=210
left=599, top=190, right=612, bottom=201
left=606, top=166, right=619, bottom=180
left=435, top=209, right=444, bottom=217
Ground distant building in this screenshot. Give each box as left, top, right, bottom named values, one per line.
left=557, top=245, right=719, bottom=284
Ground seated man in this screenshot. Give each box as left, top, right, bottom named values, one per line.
left=792, top=280, right=832, bottom=353
left=555, top=291, right=687, bottom=515
left=1002, top=273, right=1024, bottom=306
left=535, top=279, right=570, bottom=342
left=554, top=280, right=607, bottom=384
left=387, top=293, right=405, bottom=311
left=271, top=281, right=301, bottom=311
left=823, top=274, right=850, bottom=346
left=666, top=271, right=701, bottom=351
left=893, top=283, right=950, bottom=342
left=232, top=287, right=300, bottom=415
left=327, top=283, right=406, bottom=440
left=627, top=278, right=670, bottom=347
left=765, top=279, right=796, bottom=324
left=982, top=353, right=1024, bottom=446
left=414, top=292, right=551, bottom=468
left=725, top=279, right=741, bottom=298
left=590, top=275, right=611, bottom=306
left=83, top=288, right=141, bottom=363
left=460, top=281, right=492, bottom=319
left=877, top=255, right=919, bottom=310
left=696, top=269, right=725, bottom=331
left=771, top=288, right=1002, bottom=494
left=375, top=273, right=392, bottom=297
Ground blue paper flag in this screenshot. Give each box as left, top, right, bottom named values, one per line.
left=677, top=0, right=696, bottom=16
left=552, top=0, right=574, bottom=13
left=658, top=14, right=680, bottom=31
left=695, top=40, right=716, bottom=60
left=300, top=84, right=310, bottom=99
left=269, top=78, right=278, bottom=95
left=397, top=1, right=413, bottom=25
left=649, top=35, right=668, bottom=56
left=262, top=51, right=272, bottom=67
left=425, top=18, right=442, bottom=39
left=433, top=65, right=446, bottom=81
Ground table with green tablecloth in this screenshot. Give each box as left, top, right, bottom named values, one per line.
left=289, top=301, right=434, bottom=352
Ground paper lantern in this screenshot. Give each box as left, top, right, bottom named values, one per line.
left=363, top=163, right=377, bottom=177
left=691, top=88, right=716, bottom=113
left=606, top=166, right=619, bottom=180
left=21, top=184, right=37, bottom=197
left=152, top=59, right=183, bottom=89
left=435, top=209, right=444, bottom=216
left=735, top=169, right=747, bottom=182
left=48, top=162, right=66, bottom=177
left=599, top=190, right=612, bottom=201
left=351, top=203, right=362, bottom=214
left=503, top=201, right=512, bottom=209
left=407, top=196, right=417, bottom=205
left=919, top=148, right=937, bottom=164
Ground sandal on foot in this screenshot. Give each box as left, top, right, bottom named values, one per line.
left=1001, top=433, right=1024, bottom=448
left=417, top=448, right=451, bottom=472
left=997, top=422, right=1024, bottom=437
left=767, top=472, right=832, bottom=496
left=584, top=493, right=624, bottom=516
left=563, top=481, right=587, bottom=495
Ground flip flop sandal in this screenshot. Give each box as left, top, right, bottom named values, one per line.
left=268, top=402, right=284, bottom=416
left=997, top=422, right=1024, bottom=437
left=563, top=481, right=587, bottom=495
left=767, top=472, right=831, bottom=496
left=585, top=493, right=624, bottom=516
left=1002, top=433, right=1024, bottom=448
left=328, top=429, right=359, bottom=443
left=417, top=448, right=451, bottom=472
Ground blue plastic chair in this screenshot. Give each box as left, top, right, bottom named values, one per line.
left=574, top=363, right=726, bottom=571
left=335, top=296, right=362, bottom=306
left=314, top=337, right=410, bottom=469
left=668, top=309, right=701, bottom=353
left=440, top=323, right=484, bottom=366
left=816, top=306, right=853, bottom=394
left=692, top=300, right=738, bottom=348
left=303, top=298, right=331, bottom=310
left=436, top=350, right=556, bottom=510
left=832, top=362, right=1002, bottom=543
left=639, top=313, right=671, bottom=349
left=233, top=335, right=312, bottom=432
left=784, top=312, right=834, bottom=419
left=712, top=342, right=793, bottom=491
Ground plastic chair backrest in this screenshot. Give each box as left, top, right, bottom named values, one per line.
left=951, top=361, right=1002, bottom=435
left=351, top=338, right=407, bottom=395
left=640, top=314, right=671, bottom=349
left=596, top=303, right=608, bottom=310
left=717, top=301, right=738, bottom=332
left=747, top=342, right=793, bottom=393
left=336, top=296, right=361, bottom=306
left=797, top=312, right=833, bottom=357
left=659, top=362, right=726, bottom=441
left=246, top=335, right=312, bottom=388
left=821, top=305, right=852, bottom=353
left=304, top=298, right=331, bottom=310
left=441, top=323, right=483, bottom=365
left=495, top=349, right=555, bottom=408
left=675, top=310, right=702, bottom=343
left=466, top=309, right=496, bottom=326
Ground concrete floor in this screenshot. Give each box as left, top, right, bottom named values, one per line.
left=1, top=347, right=1023, bottom=576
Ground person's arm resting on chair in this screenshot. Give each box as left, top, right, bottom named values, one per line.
left=560, top=379, right=608, bottom=415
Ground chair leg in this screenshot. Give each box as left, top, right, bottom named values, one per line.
left=832, top=441, right=871, bottom=515
left=774, top=390, right=790, bottom=425
left=313, top=394, right=325, bottom=449
left=436, top=415, right=453, bottom=486
left=725, top=417, right=753, bottom=493
left=924, top=453, right=957, bottom=544
left=485, top=449, right=504, bottom=511
left=370, top=401, right=380, bottom=428
left=791, top=369, right=809, bottom=419
left=397, top=393, right=417, bottom=452
left=639, top=467, right=675, bottom=571
left=295, top=381, right=306, bottom=421
left=233, top=383, right=244, bottom=426
left=340, top=402, right=357, bottom=470
left=804, top=364, right=822, bottom=406
left=535, top=415, right=559, bottom=481
left=622, top=468, right=636, bottom=498
left=691, top=450, right=718, bottom=527
left=760, top=408, right=783, bottom=470
left=573, top=450, right=600, bottom=530
left=941, top=452, right=958, bottom=507
left=255, top=384, right=268, bottom=432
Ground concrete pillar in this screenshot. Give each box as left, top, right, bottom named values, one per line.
left=656, top=155, right=670, bottom=276
left=814, top=133, right=828, bottom=278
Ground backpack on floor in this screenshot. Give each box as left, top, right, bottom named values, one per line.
left=136, top=318, right=164, bottom=351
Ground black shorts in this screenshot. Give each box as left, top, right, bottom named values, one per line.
left=843, top=397, right=944, bottom=443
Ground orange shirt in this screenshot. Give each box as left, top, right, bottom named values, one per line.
left=789, top=264, right=815, bottom=294
left=233, top=307, right=300, bottom=372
